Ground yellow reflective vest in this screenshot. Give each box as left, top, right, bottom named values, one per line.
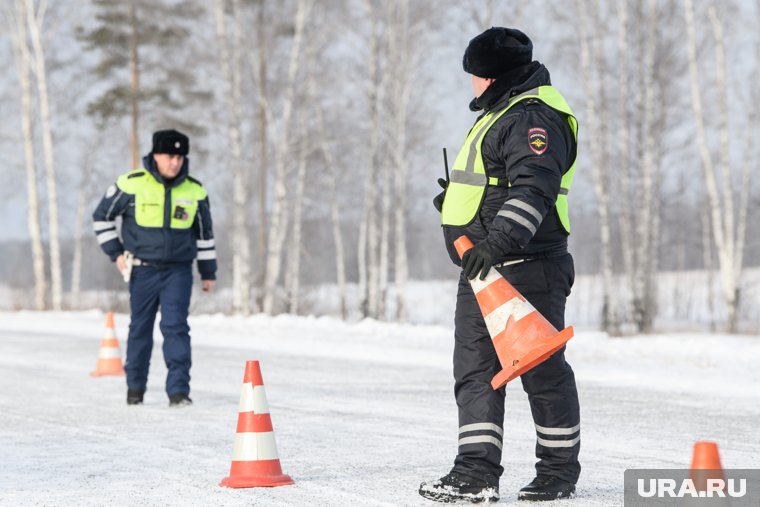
left=441, top=85, right=578, bottom=233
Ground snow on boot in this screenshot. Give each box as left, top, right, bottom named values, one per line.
left=419, top=471, right=499, bottom=503
left=517, top=475, right=575, bottom=501
left=168, top=393, right=193, bottom=407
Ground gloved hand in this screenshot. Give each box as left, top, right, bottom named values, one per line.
left=461, top=240, right=497, bottom=280
left=433, top=178, right=448, bottom=213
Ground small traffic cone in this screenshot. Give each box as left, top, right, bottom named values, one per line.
left=220, top=360, right=294, bottom=488
left=455, top=235, right=574, bottom=388
left=690, top=441, right=725, bottom=492
left=90, top=312, right=125, bottom=377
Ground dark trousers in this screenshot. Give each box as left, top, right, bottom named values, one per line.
left=126, top=264, right=193, bottom=396
left=452, top=254, right=581, bottom=486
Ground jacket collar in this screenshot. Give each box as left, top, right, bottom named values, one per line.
left=469, top=61, right=551, bottom=113
left=143, top=153, right=189, bottom=187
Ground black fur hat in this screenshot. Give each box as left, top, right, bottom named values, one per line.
left=463, top=27, right=533, bottom=78
left=152, top=129, right=189, bottom=156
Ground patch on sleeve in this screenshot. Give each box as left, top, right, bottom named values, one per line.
left=105, top=185, right=117, bottom=198
left=528, top=127, right=548, bottom=155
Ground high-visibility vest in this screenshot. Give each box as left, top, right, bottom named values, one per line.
left=441, top=85, right=578, bottom=233
left=116, top=169, right=207, bottom=229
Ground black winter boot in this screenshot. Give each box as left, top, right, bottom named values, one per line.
left=168, top=393, right=193, bottom=407
left=127, top=389, right=144, bottom=405
left=518, top=475, right=575, bottom=501
left=419, top=471, right=499, bottom=503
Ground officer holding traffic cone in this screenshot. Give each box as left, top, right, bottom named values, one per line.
left=421, top=27, right=581, bottom=503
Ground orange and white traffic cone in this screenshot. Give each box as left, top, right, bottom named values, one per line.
left=690, top=441, right=726, bottom=492
left=90, top=312, right=125, bottom=377
left=455, top=235, right=574, bottom=389
left=220, top=360, right=294, bottom=488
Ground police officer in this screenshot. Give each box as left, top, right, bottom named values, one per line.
left=420, top=28, right=581, bottom=502
left=92, top=129, right=217, bottom=407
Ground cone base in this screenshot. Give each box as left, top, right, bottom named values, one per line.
left=90, top=370, right=125, bottom=377
left=220, top=473, right=294, bottom=488
left=491, top=326, right=574, bottom=389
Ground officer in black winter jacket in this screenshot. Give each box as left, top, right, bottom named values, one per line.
left=92, top=129, right=217, bottom=407
left=420, top=28, right=581, bottom=503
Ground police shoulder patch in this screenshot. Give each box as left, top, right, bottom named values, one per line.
left=528, top=127, right=548, bottom=155
left=105, top=185, right=117, bottom=198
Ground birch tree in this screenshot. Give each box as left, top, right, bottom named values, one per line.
left=252, top=0, right=269, bottom=308
left=684, top=0, right=751, bottom=332
left=8, top=0, right=46, bottom=310
left=357, top=0, right=383, bottom=319
left=25, top=0, right=62, bottom=311
left=70, top=145, right=98, bottom=309
left=307, top=2, right=349, bottom=318
left=576, top=0, right=616, bottom=333
left=214, top=0, right=251, bottom=314
left=262, top=0, right=313, bottom=314
left=284, top=136, right=307, bottom=315
left=615, top=0, right=634, bottom=330
left=316, top=103, right=348, bottom=319
left=629, top=0, right=659, bottom=332
left=386, top=0, right=421, bottom=322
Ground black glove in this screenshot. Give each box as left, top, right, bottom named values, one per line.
left=433, top=178, right=448, bottom=213
left=461, top=240, right=497, bottom=280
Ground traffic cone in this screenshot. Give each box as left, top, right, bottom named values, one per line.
left=220, top=360, right=294, bottom=488
left=690, top=441, right=725, bottom=492
left=455, top=235, right=574, bottom=388
left=90, top=312, right=125, bottom=377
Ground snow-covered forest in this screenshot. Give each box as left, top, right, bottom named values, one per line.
left=2, top=0, right=759, bottom=334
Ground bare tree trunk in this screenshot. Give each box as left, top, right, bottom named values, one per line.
left=285, top=47, right=316, bottom=315
left=577, top=0, right=616, bottom=333
left=700, top=195, right=715, bottom=331
left=377, top=3, right=396, bottom=320
left=648, top=74, right=667, bottom=331
left=631, top=0, right=657, bottom=333
left=685, top=0, right=746, bottom=333
left=25, top=0, right=62, bottom=310
left=215, top=0, right=251, bottom=314
left=10, top=0, right=46, bottom=310
left=616, top=0, right=635, bottom=327
left=387, top=0, right=417, bottom=323
left=315, top=104, right=347, bottom=320
left=255, top=0, right=268, bottom=309
left=285, top=140, right=307, bottom=315
left=359, top=0, right=381, bottom=319
left=732, top=6, right=758, bottom=331
left=262, top=0, right=312, bottom=314
left=129, top=2, right=139, bottom=169
left=71, top=148, right=96, bottom=309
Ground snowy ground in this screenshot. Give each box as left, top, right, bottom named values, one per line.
left=0, top=311, right=758, bottom=506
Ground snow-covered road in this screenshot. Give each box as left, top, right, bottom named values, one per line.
left=0, top=311, right=758, bottom=506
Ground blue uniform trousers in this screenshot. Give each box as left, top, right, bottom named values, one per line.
left=126, top=264, right=193, bottom=396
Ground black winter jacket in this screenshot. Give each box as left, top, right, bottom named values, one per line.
left=442, top=62, right=576, bottom=266
left=92, top=155, right=217, bottom=280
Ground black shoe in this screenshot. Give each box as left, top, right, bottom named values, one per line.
left=518, top=475, right=575, bottom=501
left=168, top=393, right=193, bottom=407
left=127, top=389, right=144, bottom=405
left=419, top=471, right=499, bottom=503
